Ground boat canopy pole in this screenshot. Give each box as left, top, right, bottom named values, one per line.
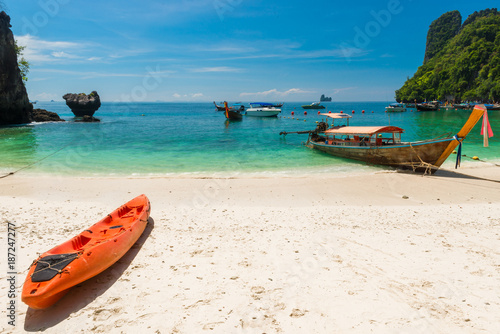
left=434, top=105, right=487, bottom=168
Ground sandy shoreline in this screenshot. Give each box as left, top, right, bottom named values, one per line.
left=1, top=165, right=500, bottom=333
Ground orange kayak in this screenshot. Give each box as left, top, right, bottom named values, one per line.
left=22, top=194, right=151, bottom=309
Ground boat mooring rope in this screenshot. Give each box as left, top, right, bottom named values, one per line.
left=0, top=142, right=72, bottom=179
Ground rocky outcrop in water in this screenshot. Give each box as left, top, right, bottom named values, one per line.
left=32, top=109, right=65, bottom=122
left=0, top=11, right=33, bottom=125
left=75, top=115, right=100, bottom=122
left=63, top=91, right=101, bottom=117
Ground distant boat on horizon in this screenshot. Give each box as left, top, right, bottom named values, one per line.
left=302, top=102, right=325, bottom=109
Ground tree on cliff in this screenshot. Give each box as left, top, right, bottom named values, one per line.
left=396, top=9, right=500, bottom=103
left=424, top=10, right=462, bottom=63
left=14, top=40, right=29, bottom=83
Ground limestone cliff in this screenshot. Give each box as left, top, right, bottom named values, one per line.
left=0, top=11, right=32, bottom=125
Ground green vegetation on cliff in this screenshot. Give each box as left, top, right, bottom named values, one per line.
left=396, top=8, right=500, bottom=103
left=14, top=40, right=29, bottom=83
left=424, top=10, right=462, bottom=63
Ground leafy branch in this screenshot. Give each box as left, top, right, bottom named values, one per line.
left=14, top=40, right=30, bottom=83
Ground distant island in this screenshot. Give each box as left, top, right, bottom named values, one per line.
left=396, top=8, right=500, bottom=103
left=320, top=94, right=332, bottom=102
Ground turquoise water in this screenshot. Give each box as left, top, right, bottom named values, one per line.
left=0, top=102, right=498, bottom=176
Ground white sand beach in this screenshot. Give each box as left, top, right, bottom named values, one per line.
left=1, top=165, right=500, bottom=333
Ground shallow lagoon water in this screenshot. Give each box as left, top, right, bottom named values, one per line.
left=0, top=102, right=498, bottom=176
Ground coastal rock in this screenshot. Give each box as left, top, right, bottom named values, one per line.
left=320, top=94, right=332, bottom=102
left=74, top=115, right=100, bottom=122
left=32, top=109, right=65, bottom=122
left=0, top=11, right=33, bottom=125
left=63, top=91, right=101, bottom=117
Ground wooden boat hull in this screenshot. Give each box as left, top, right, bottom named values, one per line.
left=416, top=104, right=438, bottom=111
left=225, top=109, right=243, bottom=120
left=302, top=105, right=325, bottom=109
left=21, top=194, right=151, bottom=309
left=308, top=138, right=454, bottom=172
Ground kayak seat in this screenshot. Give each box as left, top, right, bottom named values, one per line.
left=71, top=235, right=91, bottom=250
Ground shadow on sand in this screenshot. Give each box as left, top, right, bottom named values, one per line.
left=23, top=217, right=155, bottom=331
left=433, top=168, right=500, bottom=183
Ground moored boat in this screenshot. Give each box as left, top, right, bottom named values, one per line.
left=416, top=102, right=439, bottom=111
left=453, top=103, right=473, bottom=110
left=385, top=103, right=407, bottom=112
left=224, top=101, right=243, bottom=120
left=214, top=101, right=245, bottom=112
left=485, top=104, right=500, bottom=110
left=302, top=102, right=325, bottom=109
left=245, top=102, right=281, bottom=117
left=280, top=106, right=487, bottom=173
left=22, top=194, right=151, bottom=309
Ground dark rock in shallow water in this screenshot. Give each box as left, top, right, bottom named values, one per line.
left=63, top=91, right=101, bottom=117
left=31, top=109, right=65, bottom=122
left=75, top=115, right=100, bottom=122
left=0, top=11, right=33, bottom=125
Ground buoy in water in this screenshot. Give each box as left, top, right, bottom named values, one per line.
left=340, top=110, right=343, bottom=113
left=452, top=150, right=457, bottom=154
left=352, top=110, right=355, bottom=113
left=472, top=156, right=479, bottom=160
left=304, top=111, right=307, bottom=115
left=318, top=111, right=321, bottom=115
left=362, top=110, right=365, bottom=113
left=328, top=111, right=331, bottom=113
left=291, top=111, right=295, bottom=115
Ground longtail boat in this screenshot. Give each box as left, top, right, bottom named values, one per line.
left=224, top=101, right=243, bottom=120
left=22, top=194, right=151, bottom=309
left=280, top=105, right=487, bottom=173
left=214, top=101, right=245, bottom=112
left=416, top=102, right=439, bottom=111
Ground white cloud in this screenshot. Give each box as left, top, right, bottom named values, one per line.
left=332, top=87, right=357, bottom=95
left=240, top=88, right=313, bottom=98
left=33, top=92, right=59, bottom=101
left=172, top=93, right=204, bottom=100
left=190, top=66, right=242, bottom=73
left=15, top=35, right=86, bottom=63
left=31, top=68, right=174, bottom=79
left=51, top=51, right=81, bottom=59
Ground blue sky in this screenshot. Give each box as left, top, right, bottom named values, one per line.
left=4, top=0, right=496, bottom=102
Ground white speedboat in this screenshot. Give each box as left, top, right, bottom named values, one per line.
left=245, top=103, right=281, bottom=117
left=385, top=103, right=407, bottom=112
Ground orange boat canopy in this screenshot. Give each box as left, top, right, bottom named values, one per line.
left=324, top=126, right=404, bottom=136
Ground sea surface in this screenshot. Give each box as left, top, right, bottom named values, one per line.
left=0, top=102, right=498, bottom=177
